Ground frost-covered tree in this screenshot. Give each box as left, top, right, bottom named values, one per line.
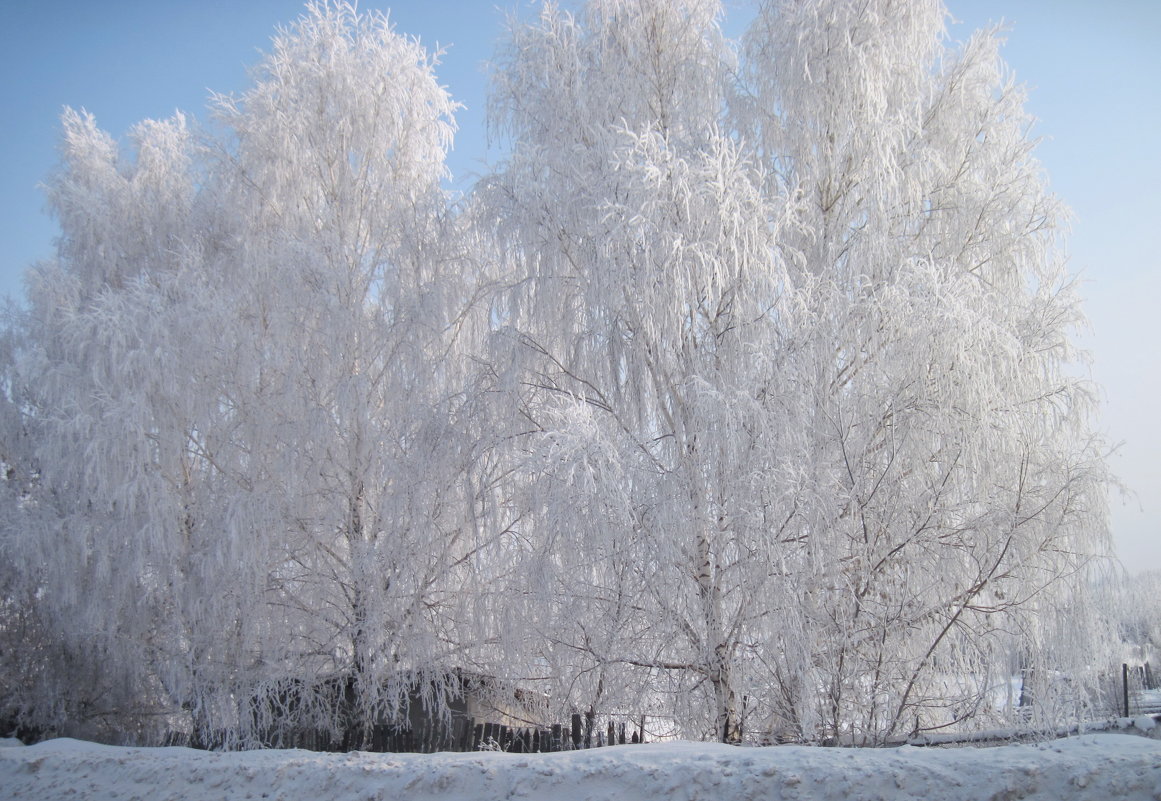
left=0, top=106, right=262, bottom=742
left=1112, top=571, right=1161, bottom=665
left=731, top=0, right=1111, bottom=741
left=483, top=0, right=1110, bottom=744
left=206, top=1, right=499, bottom=745
left=1, top=0, right=1112, bottom=749
left=1, top=2, right=498, bottom=746
left=482, top=0, right=810, bottom=742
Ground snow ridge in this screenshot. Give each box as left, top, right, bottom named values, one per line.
left=3, top=735, right=1161, bottom=801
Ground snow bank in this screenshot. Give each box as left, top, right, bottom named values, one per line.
left=3, top=734, right=1161, bottom=801
left=1135, top=715, right=1158, bottom=732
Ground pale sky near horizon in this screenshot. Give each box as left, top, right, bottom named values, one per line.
left=1, top=1, right=1157, bottom=573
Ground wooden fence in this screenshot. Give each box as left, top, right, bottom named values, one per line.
left=1121, top=662, right=1161, bottom=717
left=468, top=715, right=643, bottom=753
left=255, top=712, right=647, bottom=754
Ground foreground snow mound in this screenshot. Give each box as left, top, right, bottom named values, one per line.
left=3, top=735, right=1161, bottom=801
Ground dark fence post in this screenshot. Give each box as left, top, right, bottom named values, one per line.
left=741, top=695, right=748, bottom=743
left=1123, top=663, right=1130, bottom=717
left=571, top=713, right=582, bottom=750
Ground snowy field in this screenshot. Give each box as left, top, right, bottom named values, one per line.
left=4, top=731, right=1161, bottom=801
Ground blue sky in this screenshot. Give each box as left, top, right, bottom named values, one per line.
left=2, top=1, right=1158, bottom=572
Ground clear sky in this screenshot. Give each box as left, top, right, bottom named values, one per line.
left=2, top=1, right=1157, bottom=573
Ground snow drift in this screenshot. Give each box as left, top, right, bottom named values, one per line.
left=4, top=734, right=1161, bottom=801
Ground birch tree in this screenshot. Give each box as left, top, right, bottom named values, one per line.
left=734, top=0, right=1111, bottom=742
left=0, top=106, right=261, bottom=742
left=206, top=1, right=498, bottom=745
left=483, top=0, right=808, bottom=742
left=484, top=0, right=1110, bottom=744
left=2, top=2, right=498, bottom=746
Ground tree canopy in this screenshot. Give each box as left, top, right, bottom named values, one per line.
left=1, top=0, right=1113, bottom=747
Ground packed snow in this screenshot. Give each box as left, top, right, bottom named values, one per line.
left=4, top=732, right=1161, bottom=801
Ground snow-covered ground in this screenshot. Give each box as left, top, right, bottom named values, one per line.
left=3, top=731, right=1161, bottom=801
